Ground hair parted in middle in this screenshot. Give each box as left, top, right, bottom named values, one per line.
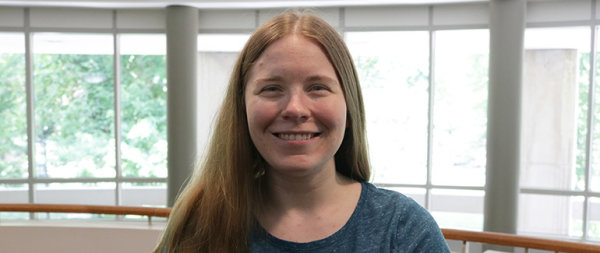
left=154, top=11, right=370, bottom=253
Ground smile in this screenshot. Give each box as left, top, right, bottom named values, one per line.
left=276, top=133, right=320, bottom=140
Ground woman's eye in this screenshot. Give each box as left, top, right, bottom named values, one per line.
left=261, top=86, right=281, bottom=92
left=310, top=85, right=329, bottom=92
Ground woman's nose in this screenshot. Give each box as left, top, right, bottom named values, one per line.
left=281, top=91, right=309, bottom=122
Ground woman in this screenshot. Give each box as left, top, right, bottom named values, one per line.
left=155, top=11, right=449, bottom=252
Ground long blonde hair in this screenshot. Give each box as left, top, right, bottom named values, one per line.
left=155, top=11, right=370, bottom=253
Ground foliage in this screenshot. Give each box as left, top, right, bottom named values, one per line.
left=0, top=52, right=166, bottom=179
left=575, top=53, right=590, bottom=190
left=0, top=53, right=27, bottom=178
left=120, top=54, right=167, bottom=178
left=34, top=54, right=115, bottom=178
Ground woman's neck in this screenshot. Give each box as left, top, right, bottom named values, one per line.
left=256, top=163, right=362, bottom=242
left=265, top=162, right=349, bottom=211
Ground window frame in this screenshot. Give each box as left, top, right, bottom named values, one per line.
left=0, top=8, right=168, bottom=210
left=520, top=1, right=600, bottom=241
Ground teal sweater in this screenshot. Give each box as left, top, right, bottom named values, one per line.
left=250, top=182, right=450, bottom=252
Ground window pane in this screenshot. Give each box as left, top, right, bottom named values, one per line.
left=430, top=189, right=484, bottom=231
left=346, top=31, right=429, bottom=185
left=0, top=183, right=28, bottom=219
left=0, top=184, right=28, bottom=204
left=589, top=197, right=600, bottom=240
left=197, top=34, right=249, bottom=52
left=522, top=27, right=590, bottom=191
left=0, top=212, right=29, bottom=220
left=432, top=29, right=488, bottom=187
left=33, top=33, right=115, bottom=178
left=197, top=34, right=249, bottom=156
left=518, top=193, right=583, bottom=238
left=0, top=33, right=27, bottom=179
left=121, top=182, right=166, bottom=207
left=120, top=34, right=167, bottom=178
left=35, top=182, right=115, bottom=205
left=34, top=212, right=117, bottom=220
left=593, top=26, right=600, bottom=192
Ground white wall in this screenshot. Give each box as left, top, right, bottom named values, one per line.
left=0, top=221, right=164, bottom=253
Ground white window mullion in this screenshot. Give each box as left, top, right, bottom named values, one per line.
left=425, top=5, right=435, bottom=210
left=112, top=10, right=123, bottom=207
left=24, top=8, right=36, bottom=211
left=583, top=0, right=598, bottom=241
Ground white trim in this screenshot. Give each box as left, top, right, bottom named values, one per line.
left=0, top=0, right=489, bottom=9
left=0, top=7, right=24, bottom=27
left=0, top=178, right=167, bottom=184
left=425, top=5, right=435, bottom=211
left=112, top=10, right=122, bottom=206
left=29, top=7, right=113, bottom=28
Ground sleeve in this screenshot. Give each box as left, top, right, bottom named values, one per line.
left=393, top=198, right=451, bottom=253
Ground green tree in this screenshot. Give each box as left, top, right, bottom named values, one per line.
left=0, top=51, right=167, bottom=179
left=575, top=52, right=590, bottom=190
left=34, top=53, right=115, bottom=178
left=120, top=54, right=167, bottom=178
left=0, top=53, right=27, bottom=179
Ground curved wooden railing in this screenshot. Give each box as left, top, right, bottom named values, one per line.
left=0, top=204, right=171, bottom=217
left=2, top=204, right=600, bottom=252
left=0, top=203, right=170, bottom=225
left=443, top=228, right=600, bottom=253
left=0, top=203, right=170, bottom=218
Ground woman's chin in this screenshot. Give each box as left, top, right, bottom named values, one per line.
left=266, top=160, right=334, bottom=179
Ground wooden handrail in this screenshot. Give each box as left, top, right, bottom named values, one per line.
left=0, top=204, right=170, bottom=218
left=2, top=204, right=600, bottom=252
left=442, top=228, right=600, bottom=253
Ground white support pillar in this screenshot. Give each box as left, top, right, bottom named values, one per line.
left=166, top=5, right=198, bottom=207
left=484, top=0, right=525, bottom=244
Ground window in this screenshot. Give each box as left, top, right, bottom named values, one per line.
left=0, top=9, right=168, bottom=217
left=120, top=34, right=167, bottom=207
left=9, top=4, right=598, bottom=243
left=346, top=28, right=489, bottom=231
left=520, top=26, right=593, bottom=239
left=120, top=34, right=167, bottom=179
left=0, top=33, right=28, bottom=218
left=346, top=31, right=430, bottom=186
left=0, top=33, right=26, bottom=180
left=196, top=34, right=250, bottom=155
left=432, top=29, right=488, bottom=187
left=33, top=33, right=115, bottom=179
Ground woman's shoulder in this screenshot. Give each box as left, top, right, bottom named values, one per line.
left=359, top=182, right=450, bottom=252
left=360, top=182, right=438, bottom=225
left=360, top=182, right=421, bottom=212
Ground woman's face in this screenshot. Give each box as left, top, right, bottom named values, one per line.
left=244, top=34, right=347, bottom=177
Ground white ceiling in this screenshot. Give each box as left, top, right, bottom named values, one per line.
left=0, top=0, right=487, bottom=9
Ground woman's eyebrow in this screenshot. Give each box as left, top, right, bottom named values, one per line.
left=306, top=75, right=337, bottom=83
left=254, top=76, right=284, bottom=83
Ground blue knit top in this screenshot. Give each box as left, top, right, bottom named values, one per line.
left=250, top=182, right=450, bottom=252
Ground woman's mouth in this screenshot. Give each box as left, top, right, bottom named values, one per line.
left=275, top=133, right=320, bottom=140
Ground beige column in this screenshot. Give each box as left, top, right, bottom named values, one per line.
left=166, top=5, right=198, bottom=206
left=484, top=0, right=525, bottom=250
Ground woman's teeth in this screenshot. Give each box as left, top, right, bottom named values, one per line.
left=278, top=133, right=314, bottom=140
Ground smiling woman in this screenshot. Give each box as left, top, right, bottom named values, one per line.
left=244, top=35, right=348, bottom=178
left=155, top=11, right=449, bottom=253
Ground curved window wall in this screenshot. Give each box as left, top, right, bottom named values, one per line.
left=0, top=9, right=168, bottom=221
left=2, top=1, right=600, bottom=243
